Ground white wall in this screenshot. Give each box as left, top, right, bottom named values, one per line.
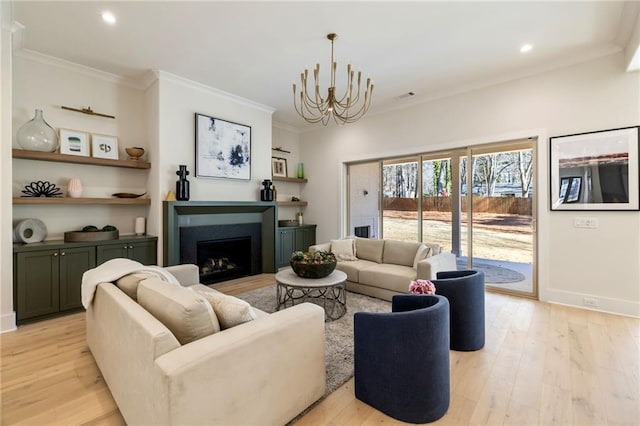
left=301, top=52, right=640, bottom=316
left=151, top=72, right=274, bottom=263
left=348, top=162, right=380, bottom=238
left=1, top=4, right=16, bottom=332
left=272, top=123, right=305, bottom=221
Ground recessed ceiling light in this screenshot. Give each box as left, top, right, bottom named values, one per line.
left=101, top=11, right=116, bottom=25
left=520, top=44, right=533, bottom=53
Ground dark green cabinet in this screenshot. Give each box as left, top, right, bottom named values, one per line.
left=14, top=236, right=157, bottom=324
left=96, top=239, right=156, bottom=265
left=15, top=246, right=95, bottom=322
left=276, top=225, right=316, bottom=267
left=59, top=247, right=96, bottom=311
left=278, top=228, right=296, bottom=267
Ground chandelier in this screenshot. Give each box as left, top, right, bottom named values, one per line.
left=293, top=33, right=374, bottom=125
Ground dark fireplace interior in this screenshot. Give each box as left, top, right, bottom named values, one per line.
left=180, top=223, right=262, bottom=285
left=197, top=237, right=251, bottom=284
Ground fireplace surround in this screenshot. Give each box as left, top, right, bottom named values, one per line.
left=163, top=201, right=278, bottom=279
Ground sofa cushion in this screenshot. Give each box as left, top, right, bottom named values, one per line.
left=355, top=238, right=385, bottom=263
left=359, top=264, right=418, bottom=294
left=137, top=278, right=220, bottom=345
left=413, top=244, right=432, bottom=269
left=383, top=240, right=421, bottom=267
left=336, top=259, right=378, bottom=282
left=424, top=242, right=442, bottom=256
left=330, top=238, right=357, bottom=261
left=116, top=272, right=157, bottom=301
left=193, top=288, right=257, bottom=330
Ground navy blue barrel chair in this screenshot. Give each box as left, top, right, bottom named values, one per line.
left=354, top=294, right=450, bottom=423
left=433, top=269, right=485, bottom=351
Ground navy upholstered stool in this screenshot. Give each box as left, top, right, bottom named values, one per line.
left=354, top=294, right=450, bottom=423
left=433, top=269, right=485, bottom=351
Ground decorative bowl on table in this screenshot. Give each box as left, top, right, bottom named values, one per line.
left=290, top=250, right=337, bottom=279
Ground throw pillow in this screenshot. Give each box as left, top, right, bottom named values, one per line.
left=330, top=238, right=357, bottom=261
left=137, top=278, right=220, bottom=345
left=193, top=289, right=257, bottom=330
left=413, top=244, right=432, bottom=269
left=116, top=272, right=156, bottom=301
left=355, top=238, right=385, bottom=263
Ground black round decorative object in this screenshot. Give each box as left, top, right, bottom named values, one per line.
left=176, top=165, right=190, bottom=201
left=21, top=180, right=63, bottom=197
left=290, top=260, right=337, bottom=279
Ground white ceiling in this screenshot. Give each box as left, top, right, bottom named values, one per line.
left=10, top=1, right=640, bottom=130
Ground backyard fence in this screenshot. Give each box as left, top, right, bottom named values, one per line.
left=384, top=196, right=532, bottom=215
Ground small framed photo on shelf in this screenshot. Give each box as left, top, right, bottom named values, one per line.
left=272, top=157, right=288, bottom=177
left=59, top=128, right=89, bottom=157
left=91, top=133, right=119, bottom=160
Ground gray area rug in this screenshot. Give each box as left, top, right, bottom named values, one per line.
left=236, top=284, right=390, bottom=395
left=456, top=259, right=525, bottom=283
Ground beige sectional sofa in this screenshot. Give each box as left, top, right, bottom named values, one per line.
left=310, top=238, right=456, bottom=301
left=86, top=264, right=326, bottom=425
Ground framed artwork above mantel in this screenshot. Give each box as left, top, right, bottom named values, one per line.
left=195, top=113, right=251, bottom=180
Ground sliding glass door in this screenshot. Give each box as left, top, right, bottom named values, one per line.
left=346, top=139, right=537, bottom=298
left=381, top=157, right=419, bottom=241
left=465, top=141, right=536, bottom=296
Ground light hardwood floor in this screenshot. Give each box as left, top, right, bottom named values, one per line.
left=2, top=274, right=639, bottom=425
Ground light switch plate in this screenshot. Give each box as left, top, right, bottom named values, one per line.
left=574, top=217, right=598, bottom=228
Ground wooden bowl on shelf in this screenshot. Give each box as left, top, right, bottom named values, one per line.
left=125, top=147, right=145, bottom=160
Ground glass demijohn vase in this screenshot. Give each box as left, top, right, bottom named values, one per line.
left=16, top=109, right=59, bottom=152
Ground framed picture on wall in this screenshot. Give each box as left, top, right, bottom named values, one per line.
left=272, top=157, right=287, bottom=177
left=91, top=133, right=119, bottom=160
left=195, top=113, right=251, bottom=180
left=550, top=126, right=639, bottom=211
left=59, top=128, right=89, bottom=157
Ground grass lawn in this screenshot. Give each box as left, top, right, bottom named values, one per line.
left=382, top=211, right=533, bottom=263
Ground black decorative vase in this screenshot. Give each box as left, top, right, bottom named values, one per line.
left=176, top=165, right=190, bottom=201
left=260, top=179, right=273, bottom=201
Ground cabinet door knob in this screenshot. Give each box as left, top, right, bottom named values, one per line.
left=60, top=252, right=66, bottom=256
left=52, top=252, right=58, bottom=257
left=129, top=245, right=134, bottom=249
left=123, top=245, right=128, bottom=249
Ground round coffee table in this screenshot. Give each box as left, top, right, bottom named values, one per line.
left=275, top=269, right=347, bottom=321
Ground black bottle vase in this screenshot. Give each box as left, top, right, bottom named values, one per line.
left=260, top=179, right=273, bottom=201
left=176, top=165, right=190, bottom=201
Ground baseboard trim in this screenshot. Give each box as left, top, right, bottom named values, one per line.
left=543, top=288, right=639, bottom=318
left=1, top=311, right=17, bottom=333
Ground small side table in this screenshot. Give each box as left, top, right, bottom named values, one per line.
left=275, top=269, right=347, bottom=321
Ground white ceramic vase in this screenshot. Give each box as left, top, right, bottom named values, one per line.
left=67, top=178, right=83, bottom=198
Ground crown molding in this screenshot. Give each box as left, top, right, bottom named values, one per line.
left=12, top=48, right=147, bottom=90
left=155, top=70, right=276, bottom=114
left=272, top=121, right=300, bottom=134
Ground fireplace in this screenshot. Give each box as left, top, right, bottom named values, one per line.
left=164, top=201, right=278, bottom=281
left=179, top=223, right=262, bottom=284
left=197, top=237, right=252, bottom=284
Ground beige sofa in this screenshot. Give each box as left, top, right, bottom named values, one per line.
left=310, top=238, right=456, bottom=301
left=86, top=264, right=326, bottom=425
